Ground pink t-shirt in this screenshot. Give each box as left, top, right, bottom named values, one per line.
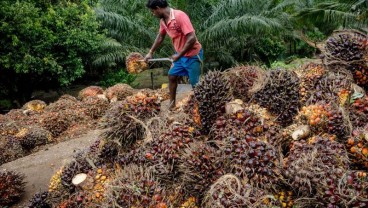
left=159, top=9, right=201, bottom=57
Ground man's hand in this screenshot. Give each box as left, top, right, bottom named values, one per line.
left=172, top=54, right=180, bottom=62
left=144, top=51, right=153, bottom=62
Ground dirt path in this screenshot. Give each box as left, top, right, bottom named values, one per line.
left=1, top=129, right=102, bottom=207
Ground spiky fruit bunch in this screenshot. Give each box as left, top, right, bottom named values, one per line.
left=210, top=109, right=264, bottom=144
left=0, top=135, right=24, bottom=165
left=299, top=63, right=326, bottom=104
left=61, top=158, right=92, bottom=192
left=325, top=31, right=367, bottom=63
left=316, top=171, right=368, bottom=208
left=350, top=95, right=368, bottom=128
left=225, top=136, right=281, bottom=187
left=179, top=141, right=226, bottom=198
left=28, top=191, right=51, bottom=208
left=82, top=96, right=109, bottom=119
left=126, top=52, right=149, bottom=74
left=284, top=137, right=350, bottom=197
left=225, top=65, right=261, bottom=101
left=0, top=171, right=26, bottom=206
left=105, top=165, right=168, bottom=208
left=0, top=117, right=19, bottom=137
left=78, top=86, right=104, bottom=100
left=194, top=71, right=232, bottom=134
left=22, top=100, right=47, bottom=112
left=203, top=174, right=275, bottom=208
left=98, top=140, right=120, bottom=163
left=41, top=111, right=72, bottom=137
left=347, top=127, right=368, bottom=168
left=101, top=92, right=160, bottom=148
left=105, top=83, right=134, bottom=102
left=120, top=123, right=200, bottom=181
left=15, top=127, right=53, bottom=151
left=306, top=72, right=352, bottom=106
left=45, top=95, right=80, bottom=112
left=254, top=69, right=300, bottom=126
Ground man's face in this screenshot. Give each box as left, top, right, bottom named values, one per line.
left=150, top=8, right=163, bottom=18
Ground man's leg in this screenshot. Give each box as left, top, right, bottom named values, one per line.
left=168, top=75, right=178, bottom=109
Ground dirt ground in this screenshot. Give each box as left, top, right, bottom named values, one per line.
left=0, top=84, right=192, bottom=207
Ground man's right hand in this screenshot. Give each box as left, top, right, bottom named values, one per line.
left=144, top=51, right=153, bottom=62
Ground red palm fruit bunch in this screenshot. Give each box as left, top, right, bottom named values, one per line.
left=120, top=123, right=200, bottom=182
left=298, top=104, right=348, bottom=138
left=350, top=64, right=368, bottom=88
left=100, top=91, right=160, bottom=148
left=15, top=126, right=53, bottom=151
left=97, top=140, right=120, bottom=164
left=194, top=71, right=233, bottom=135
left=0, top=135, right=23, bottom=165
left=209, top=109, right=264, bottom=144
left=316, top=171, right=367, bottom=208
left=105, top=83, right=135, bottom=102
left=350, top=95, right=368, bottom=128
left=202, top=174, right=276, bottom=208
left=0, top=171, right=26, bottom=207
left=284, top=137, right=350, bottom=198
left=325, top=31, right=368, bottom=63
left=182, top=93, right=201, bottom=127
left=78, top=86, right=104, bottom=101
left=347, top=126, right=368, bottom=168
left=82, top=96, right=109, bottom=119
left=126, top=52, right=149, bottom=74
left=224, top=65, right=262, bottom=102
left=179, top=141, right=226, bottom=199
left=299, top=63, right=326, bottom=104
left=224, top=136, right=282, bottom=188
left=104, top=165, right=169, bottom=208
left=254, top=69, right=300, bottom=127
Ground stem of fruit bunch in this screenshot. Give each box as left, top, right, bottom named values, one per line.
left=128, top=115, right=152, bottom=143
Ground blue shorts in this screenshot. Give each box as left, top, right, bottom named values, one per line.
left=168, top=49, right=203, bottom=86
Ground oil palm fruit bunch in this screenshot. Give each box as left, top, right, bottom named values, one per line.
left=61, top=158, right=92, bottom=192
left=225, top=66, right=261, bottom=102
left=105, top=83, right=135, bottom=102
left=194, top=71, right=232, bottom=134
left=225, top=135, right=281, bottom=187
left=350, top=95, right=368, bottom=128
left=22, top=100, right=47, bottom=113
left=347, top=126, right=368, bottom=168
left=98, top=140, right=120, bottom=163
left=316, top=171, right=367, bottom=208
left=299, top=63, right=326, bottom=104
left=0, top=135, right=24, bottom=165
left=126, top=52, right=149, bottom=74
left=325, top=31, right=367, bottom=63
left=101, top=92, right=160, bottom=148
left=254, top=69, right=300, bottom=126
left=350, top=64, right=368, bottom=88
left=202, top=174, right=275, bottom=208
left=179, top=141, right=226, bottom=199
left=105, top=164, right=169, bottom=207
left=28, top=191, right=51, bottom=208
left=284, top=137, right=350, bottom=197
left=0, top=171, right=26, bottom=206
left=78, top=86, right=104, bottom=101
left=15, top=126, right=53, bottom=151
left=210, top=109, right=264, bottom=144
left=82, top=96, right=109, bottom=119
left=49, top=169, right=63, bottom=193
left=41, top=111, right=72, bottom=137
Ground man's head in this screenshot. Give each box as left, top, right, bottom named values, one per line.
left=146, top=0, right=168, bottom=18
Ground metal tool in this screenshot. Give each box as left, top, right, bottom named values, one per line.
left=138, top=58, right=173, bottom=63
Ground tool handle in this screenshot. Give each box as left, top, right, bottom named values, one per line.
left=138, top=58, right=173, bottom=63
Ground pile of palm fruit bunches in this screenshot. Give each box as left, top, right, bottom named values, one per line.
left=0, top=30, right=367, bottom=208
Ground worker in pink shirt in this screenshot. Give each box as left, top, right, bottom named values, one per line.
left=144, top=0, right=203, bottom=110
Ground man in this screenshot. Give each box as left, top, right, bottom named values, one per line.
left=144, top=0, right=203, bottom=110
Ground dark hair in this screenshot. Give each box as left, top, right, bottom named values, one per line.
left=146, top=0, right=168, bottom=9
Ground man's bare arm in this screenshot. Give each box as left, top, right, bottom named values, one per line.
left=176, top=32, right=196, bottom=58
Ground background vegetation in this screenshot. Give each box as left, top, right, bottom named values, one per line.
left=0, top=0, right=367, bottom=111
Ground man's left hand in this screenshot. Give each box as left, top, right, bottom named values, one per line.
left=172, top=54, right=180, bottom=62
